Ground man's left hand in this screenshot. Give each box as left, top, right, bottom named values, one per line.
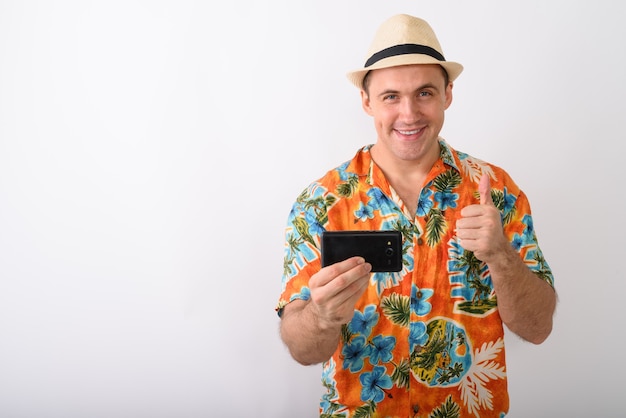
left=456, top=174, right=509, bottom=262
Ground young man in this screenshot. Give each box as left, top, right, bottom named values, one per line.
left=276, top=14, right=556, bottom=417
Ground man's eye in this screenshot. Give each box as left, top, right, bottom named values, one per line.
left=383, top=94, right=398, bottom=100
left=419, top=91, right=432, bottom=97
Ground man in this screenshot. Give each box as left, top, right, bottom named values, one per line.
left=276, top=14, right=556, bottom=417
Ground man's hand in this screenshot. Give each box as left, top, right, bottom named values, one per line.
left=279, top=256, right=372, bottom=365
left=309, top=257, right=372, bottom=330
left=456, top=174, right=508, bottom=262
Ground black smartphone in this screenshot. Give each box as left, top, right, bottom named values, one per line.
left=321, top=230, right=403, bottom=272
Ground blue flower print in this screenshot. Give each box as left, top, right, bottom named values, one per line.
left=360, top=365, right=393, bottom=403
left=366, top=188, right=387, bottom=210
left=502, top=187, right=516, bottom=213
left=304, top=210, right=325, bottom=236
left=511, top=234, right=524, bottom=251
left=336, top=161, right=351, bottom=180
left=349, top=305, right=379, bottom=337
left=434, top=191, right=459, bottom=211
left=522, top=214, right=535, bottom=241
left=416, top=188, right=434, bottom=216
left=409, top=321, right=429, bottom=352
left=354, top=202, right=375, bottom=222
left=342, top=335, right=370, bottom=372
left=411, top=284, right=434, bottom=316
left=369, top=335, right=395, bottom=364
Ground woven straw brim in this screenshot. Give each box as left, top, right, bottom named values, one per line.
left=346, top=54, right=463, bottom=90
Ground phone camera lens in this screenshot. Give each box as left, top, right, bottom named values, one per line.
left=385, top=248, right=394, bottom=256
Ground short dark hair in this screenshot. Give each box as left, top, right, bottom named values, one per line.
left=362, top=65, right=450, bottom=95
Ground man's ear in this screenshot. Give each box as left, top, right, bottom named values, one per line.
left=361, top=89, right=373, bottom=116
left=444, top=82, right=453, bottom=110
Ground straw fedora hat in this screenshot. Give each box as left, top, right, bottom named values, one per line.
left=346, top=14, right=463, bottom=89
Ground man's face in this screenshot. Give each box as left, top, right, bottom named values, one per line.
left=361, top=64, right=452, bottom=166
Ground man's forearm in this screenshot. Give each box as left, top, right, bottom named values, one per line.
left=280, top=299, right=342, bottom=365
left=488, top=246, right=557, bottom=344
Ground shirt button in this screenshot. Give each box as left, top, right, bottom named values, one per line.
left=417, top=238, right=423, bottom=245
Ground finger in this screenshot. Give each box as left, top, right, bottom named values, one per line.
left=316, top=256, right=368, bottom=287
left=479, top=173, right=494, bottom=206
left=335, top=270, right=371, bottom=305
left=312, top=258, right=371, bottom=306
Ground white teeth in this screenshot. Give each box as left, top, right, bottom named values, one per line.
left=398, top=129, right=421, bottom=135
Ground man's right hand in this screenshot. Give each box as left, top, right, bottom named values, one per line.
left=279, top=256, right=372, bottom=365
left=308, top=256, right=372, bottom=330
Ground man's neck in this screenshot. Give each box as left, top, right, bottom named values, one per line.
left=370, top=143, right=440, bottom=185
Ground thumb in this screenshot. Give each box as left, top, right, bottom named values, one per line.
left=479, top=174, right=494, bottom=206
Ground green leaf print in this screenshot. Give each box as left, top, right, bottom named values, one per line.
left=336, top=174, right=359, bottom=198
left=353, top=401, right=377, bottom=418
left=381, top=293, right=410, bottom=327
left=425, top=208, right=447, bottom=247
left=428, top=395, right=461, bottom=418
left=432, top=169, right=461, bottom=193
left=391, top=357, right=410, bottom=389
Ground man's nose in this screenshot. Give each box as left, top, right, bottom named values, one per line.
left=399, top=98, right=421, bottom=122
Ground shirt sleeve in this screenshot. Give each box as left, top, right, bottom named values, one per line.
left=503, top=188, right=555, bottom=287
left=275, top=184, right=329, bottom=316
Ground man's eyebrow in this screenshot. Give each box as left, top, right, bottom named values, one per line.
left=377, top=88, right=399, bottom=98
left=418, top=82, right=440, bottom=91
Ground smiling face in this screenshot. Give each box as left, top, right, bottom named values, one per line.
left=361, top=64, right=453, bottom=170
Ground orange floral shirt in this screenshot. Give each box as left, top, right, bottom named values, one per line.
left=277, top=140, right=554, bottom=418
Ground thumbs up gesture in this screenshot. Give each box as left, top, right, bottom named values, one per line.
left=456, top=174, right=508, bottom=262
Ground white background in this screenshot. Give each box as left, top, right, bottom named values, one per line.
left=0, top=1, right=624, bottom=417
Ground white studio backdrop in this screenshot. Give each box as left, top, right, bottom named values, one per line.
left=0, top=1, right=623, bottom=417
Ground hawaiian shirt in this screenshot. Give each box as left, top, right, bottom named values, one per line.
left=276, top=139, right=554, bottom=418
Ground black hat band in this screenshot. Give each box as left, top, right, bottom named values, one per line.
left=364, top=43, right=445, bottom=68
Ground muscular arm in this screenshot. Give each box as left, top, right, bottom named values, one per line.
left=280, top=300, right=343, bottom=365
left=280, top=257, right=371, bottom=365
left=482, top=243, right=556, bottom=344
left=456, top=175, right=556, bottom=344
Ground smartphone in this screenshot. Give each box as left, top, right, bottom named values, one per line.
left=321, top=230, right=402, bottom=272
